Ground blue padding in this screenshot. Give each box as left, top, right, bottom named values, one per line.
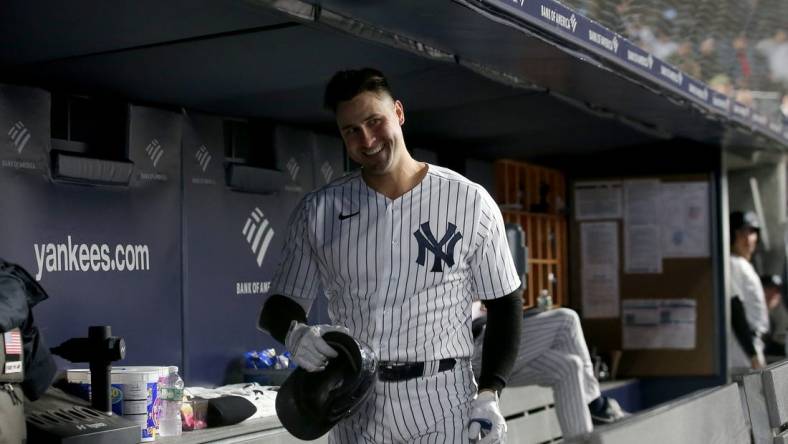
left=601, top=379, right=642, bottom=413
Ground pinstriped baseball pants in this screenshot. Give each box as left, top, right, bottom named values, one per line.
left=329, top=360, right=477, bottom=443
left=473, top=308, right=600, bottom=439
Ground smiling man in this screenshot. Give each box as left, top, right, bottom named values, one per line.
left=258, top=68, right=522, bottom=443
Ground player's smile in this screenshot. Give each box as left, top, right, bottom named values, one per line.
left=363, top=145, right=383, bottom=156
left=360, top=142, right=391, bottom=171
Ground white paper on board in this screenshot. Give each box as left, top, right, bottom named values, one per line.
left=622, top=299, right=696, bottom=349
left=574, top=181, right=623, bottom=220
left=581, top=221, right=620, bottom=318
left=624, top=180, right=662, bottom=273
left=661, top=182, right=710, bottom=258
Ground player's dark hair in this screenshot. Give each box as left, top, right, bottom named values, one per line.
left=323, top=68, right=393, bottom=112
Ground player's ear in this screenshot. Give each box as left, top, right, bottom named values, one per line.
left=394, top=100, right=405, bottom=126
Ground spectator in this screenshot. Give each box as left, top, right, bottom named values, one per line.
left=709, top=74, right=735, bottom=96
left=736, top=88, right=755, bottom=107
left=756, top=29, right=788, bottom=88
left=698, top=37, right=726, bottom=81
left=731, top=34, right=754, bottom=88
left=650, top=29, right=679, bottom=60
left=668, top=40, right=702, bottom=78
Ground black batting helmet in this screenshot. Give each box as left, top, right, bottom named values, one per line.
left=275, top=331, right=377, bottom=440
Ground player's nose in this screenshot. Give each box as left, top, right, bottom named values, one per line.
left=359, top=127, right=376, bottom=148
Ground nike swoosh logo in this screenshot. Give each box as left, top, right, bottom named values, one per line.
left=338, top=211, right=360, bottom=220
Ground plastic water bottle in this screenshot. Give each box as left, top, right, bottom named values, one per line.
left=158, top=366, right=184, bottom=437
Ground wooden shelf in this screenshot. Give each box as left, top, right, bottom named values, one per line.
left=495, top=160, right=566, bottom=216
left=495, top=160, right=567, bottom=309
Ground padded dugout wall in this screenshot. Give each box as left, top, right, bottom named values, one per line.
left=1, top=85, right=345, bottom=385
left=183, top=118, right=343, bottom=384
left=0, top=87, right=183, bottom=367
left=182, top=115, right=300, bottom=385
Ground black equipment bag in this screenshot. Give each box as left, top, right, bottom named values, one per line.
left=0, top=258, right=59, bottom=444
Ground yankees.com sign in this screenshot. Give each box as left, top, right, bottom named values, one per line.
left=33, top=236, right=151, bottom=281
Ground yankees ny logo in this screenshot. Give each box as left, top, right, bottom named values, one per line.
left=414, top=222, right=462, bottom=272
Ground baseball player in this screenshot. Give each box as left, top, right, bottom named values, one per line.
left=259, top=68, right=522, bottom=443
left=729, top=211, right=769, bottom=371
left=471, top=302, right=628, bottom=439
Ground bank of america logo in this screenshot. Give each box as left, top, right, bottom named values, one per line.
left=286, top=157, right=300, bottom=182
left=8, top=121, right=31, bottom=153
left=242, top=208, right=275, bottom=267
left=195, top=145, right=211, bottom=172
left=320, top=162, right=334, bottom=184
left=145, top=139, right=164, bottom=167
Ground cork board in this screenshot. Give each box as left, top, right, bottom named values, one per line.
left=570, top=175, right=717, bottom=376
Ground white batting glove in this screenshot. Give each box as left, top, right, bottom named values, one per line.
left=468, top=390, right=506, bottom=443
left=284, top=321, right=349, bottom=372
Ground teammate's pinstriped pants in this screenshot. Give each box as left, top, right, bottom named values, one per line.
left=473, top=308, right=600, bottom=439
left=330, top=360, right=476, bottom=443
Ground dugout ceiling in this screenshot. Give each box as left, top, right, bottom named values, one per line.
left=0, top=0, right=786, bottom=159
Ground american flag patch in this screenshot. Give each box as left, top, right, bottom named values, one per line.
left=4, top=330, right=22, bottom=355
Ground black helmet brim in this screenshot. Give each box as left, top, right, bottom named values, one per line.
left=275, top=331, right=377, bottom=440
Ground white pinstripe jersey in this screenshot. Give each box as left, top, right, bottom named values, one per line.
left=269, top=164, right=520, bottom=362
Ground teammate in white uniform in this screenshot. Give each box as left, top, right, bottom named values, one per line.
left=471, top=302, right=627, bottom=439
left=728, top=211, right=769, bottom=371
left=259, top=68, right=523, bottom=443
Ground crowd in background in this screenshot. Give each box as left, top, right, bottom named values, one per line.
left=562, top=0, right=788, bottom=121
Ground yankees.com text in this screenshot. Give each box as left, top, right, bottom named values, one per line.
left=33, top=236, right=150, bottom=281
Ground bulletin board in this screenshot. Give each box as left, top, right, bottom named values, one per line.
left=570, top=174, right=719, bottom=377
